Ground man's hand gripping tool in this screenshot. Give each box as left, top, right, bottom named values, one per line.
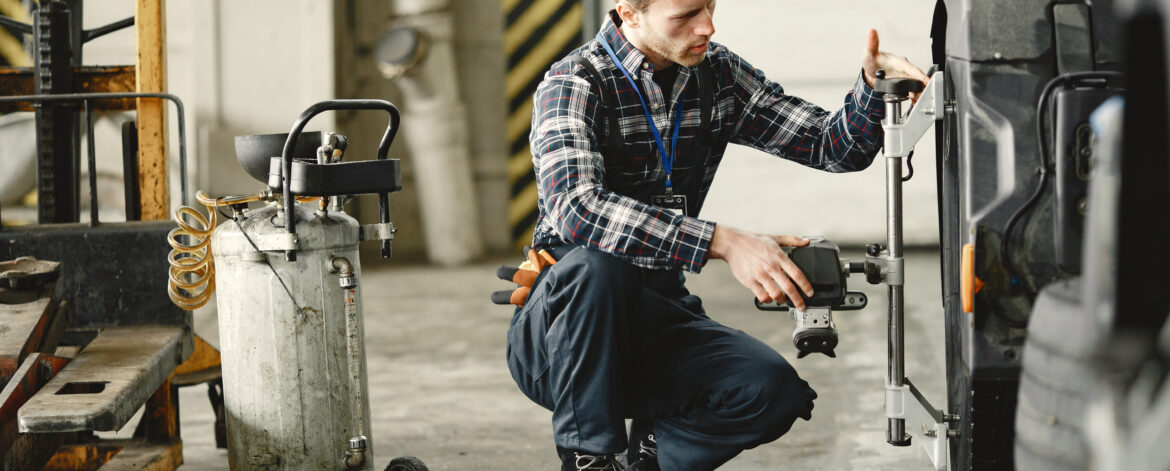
left=754, top=238, right=869, bottom=358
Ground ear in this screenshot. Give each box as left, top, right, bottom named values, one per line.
left=616, top=1, right=640, bottom=27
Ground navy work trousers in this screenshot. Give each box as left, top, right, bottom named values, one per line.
left=505, top=247, right=817, bottom=471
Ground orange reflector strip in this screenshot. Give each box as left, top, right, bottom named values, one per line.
left=960, top=244, right=984, bottom=313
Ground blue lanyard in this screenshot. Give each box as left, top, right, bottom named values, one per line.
left=599, top=40, right=683, bottom=192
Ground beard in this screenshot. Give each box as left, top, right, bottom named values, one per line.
left=644, top=28, right=708, bottom=67
left=674, top=45, right=708, bottom=67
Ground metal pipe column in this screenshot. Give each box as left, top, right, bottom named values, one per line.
left=883, top=98, right=908, bottom=445
left=379, top=0, right=484, bottom=265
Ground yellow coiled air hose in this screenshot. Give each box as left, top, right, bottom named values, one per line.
left=167, top=191, right=319, bottom=310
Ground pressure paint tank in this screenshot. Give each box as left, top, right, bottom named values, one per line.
left=211, top=203, right=373, bottom=470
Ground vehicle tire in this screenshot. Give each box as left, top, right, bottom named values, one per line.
left=385, top=456, right=429, bottom=471
left=1013, top=278, right=1104, bottom=471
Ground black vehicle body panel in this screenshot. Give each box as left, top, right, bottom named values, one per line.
left=936, top=1, right=1122, bottom=468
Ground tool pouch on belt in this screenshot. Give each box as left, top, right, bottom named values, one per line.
left=490, top=246, right=557, bottom=307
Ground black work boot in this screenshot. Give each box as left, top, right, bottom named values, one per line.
left=558, top=447, right=627, bottom=471
left=626, top=419, right=659, bottom=471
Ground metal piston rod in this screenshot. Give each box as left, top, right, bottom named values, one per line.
left=883, top=104, right=908, bottom=445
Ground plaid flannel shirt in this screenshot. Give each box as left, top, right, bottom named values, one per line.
left=528, top=12, right=885, bottom=273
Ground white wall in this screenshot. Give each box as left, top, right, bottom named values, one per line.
left=186, top=0, right=337, bottom=198
left=82, top=0, right=337, bottom=208
left=698, top=1, right=940, bottom=245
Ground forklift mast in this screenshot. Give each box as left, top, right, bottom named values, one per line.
left=0, top=1, right=219, bottom=469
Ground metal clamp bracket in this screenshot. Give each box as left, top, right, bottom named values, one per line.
left=885, top=378, right=953, bottom=471
left=866, top=253, right=905, bottom=286
left=360, top=222, right=396, bottom=242
left=882, top=71, right=945, bottom=159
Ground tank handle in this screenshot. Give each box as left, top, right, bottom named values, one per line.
left=280, top=100, right=402, bottom=260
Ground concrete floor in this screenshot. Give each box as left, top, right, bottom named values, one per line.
left=173, top=249, right=948, bottom=471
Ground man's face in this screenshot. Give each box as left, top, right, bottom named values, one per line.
left=624, top=0, right=717, bottom=67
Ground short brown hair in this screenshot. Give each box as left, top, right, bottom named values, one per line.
left=618, top=0, right=651, bottom=12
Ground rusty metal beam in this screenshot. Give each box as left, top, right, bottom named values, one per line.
left=40, top=438, right=181, bottom=471
left=0, top=353, right=71, bottom=470
left=0, top=358, right=16, bottom=390
left=134, top=377, right=177, bottom=441
left=0, top=66, right=137, bottom=112
left=0, top=290, right=59, bottom=390
left=135, top=0, right=168, bottom=221
left=99, top=439, right=182, bottom=470
left=171, top=334, right=221, bottom=387
left=40, top=441, right=121, bottom=471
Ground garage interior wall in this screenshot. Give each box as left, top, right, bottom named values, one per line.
left=77, top=0, right=509, bottom=265
left=58, top=1, right=938, bottom=265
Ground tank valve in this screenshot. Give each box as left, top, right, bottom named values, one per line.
left=331, top=256, right=357, bottom=289
left=345, top=435, right=368, bottom=469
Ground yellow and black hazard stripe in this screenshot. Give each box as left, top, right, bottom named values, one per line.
left=0, top=0, right=31, bottom=67
left=504, top=0, right=583, bottom=249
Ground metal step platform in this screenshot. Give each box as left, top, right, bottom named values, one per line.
left=17, top=326, right=191, bottom=433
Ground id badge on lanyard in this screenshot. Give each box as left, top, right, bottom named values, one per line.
left=652, top=193, right=688, bottom=216
left=600, top=40, right=688, bottom=217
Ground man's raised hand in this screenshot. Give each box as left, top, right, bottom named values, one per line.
left=861, top=29, right=930, bottom=101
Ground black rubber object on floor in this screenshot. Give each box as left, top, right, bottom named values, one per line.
left=1013, top=278, right=1100, bottom=471
left=386, top=456, right=429, bottom=471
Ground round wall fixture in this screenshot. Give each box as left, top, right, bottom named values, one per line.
left=375, top=26, right=427, bottom=79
